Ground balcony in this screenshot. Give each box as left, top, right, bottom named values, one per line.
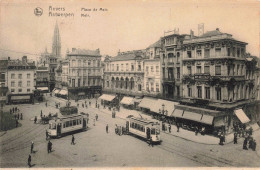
left=163, top=77, right=175, bottom=83
left=103, top=88, right=143, bottom=96
left=194, top=73, right=211, bottom=80
left=211, top=75, right=245, bottom=81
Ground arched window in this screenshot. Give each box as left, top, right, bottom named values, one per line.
left=168, top=53, right=174, bottom=63
left=116, top=77, right=119, bottom=88
left=120, top=77, right=124, bottom=89
left=125, top=77, right=129, bottom=89
left=83, top=60, right=86, bottom=66
left=130, top=77, right=134, bottom=90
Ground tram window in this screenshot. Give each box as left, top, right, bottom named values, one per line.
left=151, top=128, right=156, bottom=135
left=73, top=120, right=77, bottom=125
left=66, top=121, right=70, bottom=127
left=70, top=121, right=73, bottom=126
left=52, top=123, right=56, bottom=129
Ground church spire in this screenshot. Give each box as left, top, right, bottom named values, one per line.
left=52, top=21, right=61, bottom=57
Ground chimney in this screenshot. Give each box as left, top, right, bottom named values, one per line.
left=8, top=56, right=10, bottom=61
left=72, top=48, right=76, bottom=52
left=216, top=28, right=219, bottom=31
left=96, top=48, right=100, bottom=54
left=22, top=56, right=27, bottom=63
left=190, top=30, right=194, bottom=38
left=118, top=49, right=121, bottom=55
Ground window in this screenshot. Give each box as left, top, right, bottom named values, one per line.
left=204, top=66, right=210, bottom=74
left=215, top=65, right=221, bottom=75
left=216, top=87, right=222, bottom=101
left=197, top=86, right=202, bottom=98
left=177, top=52, right=180, bottom=62
left=204, top=49, right=210, bottom=58
left=176, top=86, right=180, bottom=97
left=241, top=65, right=244, bottom=75
left=138, top=84, right=142, bottom=91
left=187, top=66, right=192, bottom=75
left=116, top=64, right=119, bottom=71
left=27, top=73, right=30, bottom=79
left=233, top=47, right=236, bottom=57
left=177, top=67, right=180, bottom=79
left=18, top=81, right=22, bottom=87
left=156, top=66, right=159, bottom=73
left=27, top=89, right=30, bottom=92
left=27, top=81, right=30, bottom=87
left=93, top=60, right=96, bottom=67
left=156, top=83, right=159, bottom=92
left=205, top=87, right=210, bottom=99
left=11, top=73, right=15, bottom=79
left=237, top=65, right=240, bottom=75
left=18, top=89, right=22, bottom=92
left=131, top=64, right=134, bottom=71
left=88, top=60, right=91, bottom=66
left=187, top=51, right=192, bottom=58
left=93, top=79, right=96, bottom=85
left=121, top=64, right=124, bottom=71
left=215, top=48, right=221, bottom=56
left=196, top=66, right=201, bottom=74
left=146, top=66, right=149, bottom=73
left=151, top=83, right=154, bottom=92
left=78, top=60, right=81, bottom=67
left=146, top=82, right=149, bottom=91
left=196, top=50, right=202, bottom=57
left=18, top=74, right=22, bottom=79
left=126, top=63, right=129, bottom=71
left=188, top=85, right=192, bottom=97
left=228, top=65, right=231, bottom=76
left=237, top=48, right=240, bottom=57
left=11, top=81, right=15, bottom=87
left=227, top=48, right=231, bottom=56
left=111, top=64, right=114, bottom=71
left=138, top=63, right=141, bottom=71
left=107, top=81, right=109, bottom=88
left=151, top=66, right=154, bottom=73
left=11, top=89, right=15, bottom=92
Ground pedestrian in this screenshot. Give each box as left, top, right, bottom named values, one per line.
left=21, top=113, right=23, bottom=120
left=219, top=134, right=224, bottom=145
left=14, top=114, right=17, bottom=119
left=17, top=113, right=20, bottom=120
left=77, top=103, right=79, bottom=107
left=13, top=107, right=15, bottom=113
left=195, top=126, right=199, bottom=136
left=252, top=140, right=256, bottom=151
left=249, top=127, right=253, bottom=136
left=82, top=103, right=84, bottom=108
left=243, top=138, right=248, bottom=150
left=85, top=100, right=87, bottom=105
left=95, top=114, right=98, bottom=121
left=148, top=137, right=153, bottom=147
left=16, top=120, right=18, bottom=128
left=34, top=116, right=37, bottom=124
left=40, top=110, right=43, bottom=118
left=98, top=104, right=100, bottom=109
left=234, top=132, right=238, bottom=144
left=168, top=124, right=171, bottom=133
left=46, top=130, right=49, bottom=140
left=85, top=104, right=88, bottom=108
left=10, top=109, right=12, bottom=114
left=28, top=154, right=32, bottom=167
left=71, top=135, right=75, bottom=145
left=45, top=102, right=47, bottom=107
left=176, top=123, right=180, bottom=132
left=31, top=141, right=34, bottom=153
left=106, top=124, right=109, bottom=133
left=93, top=119, right=95, bottom=126
left=48, top=140, right=52, bottom=153
left=15, top=107, right=17, bottom=112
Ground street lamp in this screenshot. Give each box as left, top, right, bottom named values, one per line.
left=162, top=103, right=165, bottom=115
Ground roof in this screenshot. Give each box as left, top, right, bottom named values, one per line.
left=0, top=60, right=8, bottom=69
left=200, top=29, right=224, bottom=38
left=147, top=40, right=161, bottom=49
left=8, top=59, right=36, bottom=67
left=111, top=51, right=143, bottom=61
left=68, top=48, right=100, bottom=57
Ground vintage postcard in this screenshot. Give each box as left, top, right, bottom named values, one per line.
left=0, top=0, right=260, bottom=168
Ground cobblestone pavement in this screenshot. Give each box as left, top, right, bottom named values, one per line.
left=0, top=95, right=259, bottom=167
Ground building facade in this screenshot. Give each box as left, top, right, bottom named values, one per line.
left=0, top=59, right=9, bottom=108
left=35, top=64, right=49, bottom=92
left=65, top=48, right=102, bottom=99
left=7, top=56, right=36, bottom=104
left=103, top=50, right=145, bottom=99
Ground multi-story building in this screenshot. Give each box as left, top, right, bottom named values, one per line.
left=103, top=50, right=145, bottom=100
left=55, top=61, right=62, bottom=89
left=143, top=40, right=162, bottom=97
left=61, top=59, right=69, bottom=87
left=179, top=28, right=256, bottom=131
left=65, top=48, right=102, bottom=99
left=35, top=64, right=49, bottom=92
left=0, top=59, right=9, bottom=108
left=7, top=56, right=36, bottom=104
left=161, top=31, right=189, bottom=100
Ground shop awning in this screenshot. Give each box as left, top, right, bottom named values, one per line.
left=59, top=89, right=68, bottom=95
left=99, top=94, right=116, bottom=102
left=120, top=96, right=134, bottom=105
left=37, top=87, right=48, bottom=91
left=200, top=114, right=214, bottom=125
left=182, top=111, right=202, bottom=122
left=11, top=95, right=30, bottom=100
left=53, top=89, right=60, bottom=94
left=150, top=99, right=178, bottom=116
left=234, top=109, right=250, bottom=124
left=171, top=109, right=184, bottom=118
left=214, top=117, right=225, bottom=127
left=133, top=98, right=142, bottom=103
left=138, top=97, right=158, bottom=110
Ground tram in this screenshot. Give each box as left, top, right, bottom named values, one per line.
left=126, top=116, right=161, bottom=144
left=47, top=113, right=88, bottom=138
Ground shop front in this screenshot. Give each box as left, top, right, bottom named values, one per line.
left=8, top=94, right=33, bottom=104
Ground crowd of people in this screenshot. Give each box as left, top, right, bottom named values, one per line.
left=9, top=106, right=22, bottom=128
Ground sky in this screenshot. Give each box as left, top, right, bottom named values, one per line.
left=0, top=0, right=259, bottom=61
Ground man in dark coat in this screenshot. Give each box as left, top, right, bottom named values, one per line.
left=31, top=141, right=34, bottom=153
left=17, top=113, right=20, bottom=120
left=48, top=140, right=52, bottom=153
left=20, top=113, right=23, bottom=120
left=243, top=138, right=248, bottom=150
left=252, top=140, right=256, bottom=151
left=168, top=124, right=171, bottom=133
left=106, top=124, right=109, bottom=133
left=71, top=135, right=75, bottom=145
left=16, top=120, right=18, bottom=128
left=176, top=123, right=180, bottom=132
left=28, top=154, right=32, bottom=167
left=234, top=132, right=238, bottom=144
left=46, top=130, right=49, bottom=140
left=34, top=116, right=37, bottom=124
left=148, top=137, right=153, bottom=147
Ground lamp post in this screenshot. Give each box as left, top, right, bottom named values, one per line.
left=162, top=103, right=165, bottom=115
